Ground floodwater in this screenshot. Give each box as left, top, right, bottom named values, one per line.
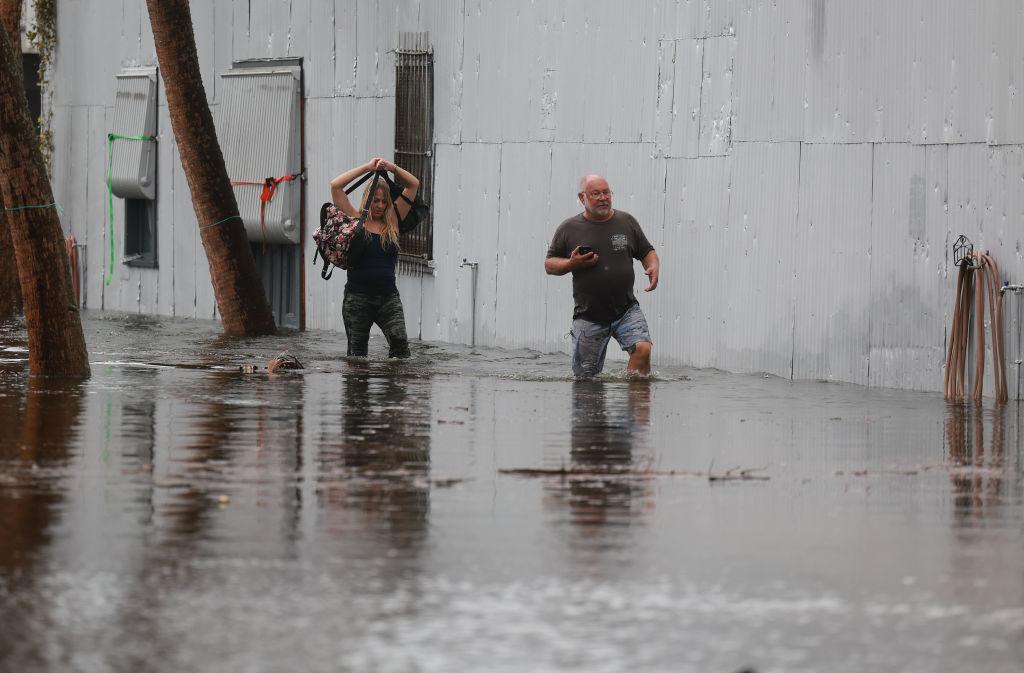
left=0, top=312, right=1022, bottom=673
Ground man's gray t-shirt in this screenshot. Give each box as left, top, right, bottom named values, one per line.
left=546, top=210, right=654, bottom=324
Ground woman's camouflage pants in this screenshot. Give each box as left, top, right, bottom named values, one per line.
left=342, top=290, right=411, bottom=358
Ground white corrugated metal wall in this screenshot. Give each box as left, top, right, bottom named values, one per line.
left=47, top=0, right=1024, bottom=395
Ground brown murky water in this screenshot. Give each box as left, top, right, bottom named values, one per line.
left=1, top=312, right=1022, bottom=673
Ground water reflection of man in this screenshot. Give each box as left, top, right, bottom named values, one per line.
left=552, top=380, right=653, bottom=527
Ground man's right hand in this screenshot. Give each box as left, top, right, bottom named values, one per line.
left=569, top=246, right=599, bottom=271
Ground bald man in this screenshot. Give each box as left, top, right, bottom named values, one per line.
left=545, top=175, right=660, bottom=377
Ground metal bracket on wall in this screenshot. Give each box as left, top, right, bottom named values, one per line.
left=953, top=234, right=974, bottom=268
left=1000, top=281, right=1024, bottom=400
left=460, top=259, right=479, bottom=348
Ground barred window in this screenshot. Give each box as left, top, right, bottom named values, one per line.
left=395, top=33, right=434, bottom=259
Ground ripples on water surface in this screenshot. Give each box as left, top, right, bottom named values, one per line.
left=1, top=312, right=1022, bottom=673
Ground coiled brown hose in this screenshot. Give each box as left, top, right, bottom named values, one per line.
left=944, top=252, right=1008, bottom=403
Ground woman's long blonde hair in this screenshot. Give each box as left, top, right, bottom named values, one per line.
left=359, top=181, right=401, bottom=250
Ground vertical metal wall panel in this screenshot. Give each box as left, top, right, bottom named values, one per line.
left=190, top=2, right=217, bottom=103
left=792, top=144, right=873, bottom=385
left=156, top=103, right=177, bottom=317
left=456, top=142, right=503, bottom=346
left=493, top=143, right=554, bottom=350
left=698, top=36, right=735, bottom=156
left=1009, top=294, right=1024, bottom=400
left=555, top=2, right=658, bottom=143
left=422, top=0, right=465, bottom=145
left=136, top=253, right=160, bottom=316
left=719, top=142, right=801, bottom=377
left=872, top=0, right=916, bottom=143
left=329, top=96, right=392, bottom=175
left=82, top=107, right=110, bottom=311
left=985, top=3, right=1024, bottom=145
left=306, top=0, right=338, bottom=99
left=912, top=0, right=987, bottom=145
left=118, top=0, right=147, bottom=70
left=358, top=95, right=397, bottom=161
left=732, top=0, right=806, bottom=143
left=395, top=274, right=424, bottom=339
left=655, top=39, right=702, bottom=158
left=333, top=0, right=359, bottom=96
left=281, top=0, right=306, bottom=58
left=167, top=142, right=197, bottom=318
left=54, top=0, right=115, bottom=108
left=355, top=0, right=396, bottom=97
left=62, top=107, right=102, bottom=310
left=818, top=0, right=916, bottom=144
left=420, top=144, right=460, bottom=343
left=656, top=155, right=731, bottom=368
left=868, top=144, right=949, bottom=391
left=804, top=1, right=873, bottom=143
left=944, top=2, right=991, bottom=146
left=208, top=3, right=234, bottom=103
left=230, top=0, right=249, bottom=68
left=303, top=98, right=340, bottom=332
left=460, top=0, right=505, bottom=143
left=490, top=4, right=538, bottom=143
left=427, top=143, right=502, bottom=345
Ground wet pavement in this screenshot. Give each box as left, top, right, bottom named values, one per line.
left=0, top=312, right=1022, bottom=673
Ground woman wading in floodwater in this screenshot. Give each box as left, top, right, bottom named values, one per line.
left=329, top=158, right=421, bottom=358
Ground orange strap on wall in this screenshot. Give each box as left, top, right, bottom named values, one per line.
left=229, top=172, right=302, bottom=248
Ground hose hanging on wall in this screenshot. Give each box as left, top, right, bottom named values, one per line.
left=943, top=237, right=1008, bottom=403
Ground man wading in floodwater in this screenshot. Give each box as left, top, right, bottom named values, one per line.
left=545, top=175, right=660, bottom=377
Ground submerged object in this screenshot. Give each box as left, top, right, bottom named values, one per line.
left=267, top=353, right=304, bottom=374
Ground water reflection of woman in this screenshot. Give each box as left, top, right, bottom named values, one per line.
left=329, top=158, right=421, bottom=358
left=330, top=373, right=431, bottom=543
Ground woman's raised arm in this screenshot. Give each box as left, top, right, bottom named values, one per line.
left=329, top=159, right=376, bottom=216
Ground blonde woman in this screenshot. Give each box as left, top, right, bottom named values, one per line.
left=329, top=158, right=421, bottom=357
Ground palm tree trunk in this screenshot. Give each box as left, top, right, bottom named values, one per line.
left=0, top=14, right=89, bottom=376
left=145, top=0, right=275, bottom=336
left=0, top=1, right=23, bottom=320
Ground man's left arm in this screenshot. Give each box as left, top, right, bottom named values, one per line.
left=630, top=216, right=659, bottom=292
left=642, top=249, right=659, bottom=292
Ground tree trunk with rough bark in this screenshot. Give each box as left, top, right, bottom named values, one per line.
left=0, top=1, right=23, bottom=320
left=145, top=0, right=275, bottom=336
left=0, top=15, right=89, bottom=376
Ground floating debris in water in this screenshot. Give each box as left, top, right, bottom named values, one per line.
left=267, top=353, right=304, bottom=374
left=500, top=465, right=769, bottom=481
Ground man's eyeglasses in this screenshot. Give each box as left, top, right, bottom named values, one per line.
left=583, top=190, right=612, bottom=199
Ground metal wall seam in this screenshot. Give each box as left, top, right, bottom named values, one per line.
left=792, top=143, right=873, bottom=385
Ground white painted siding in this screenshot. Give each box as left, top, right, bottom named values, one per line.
left=47, top=0, right=1024, bottom=396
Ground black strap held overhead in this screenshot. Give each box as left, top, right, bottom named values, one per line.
left=356, top=171, right=384, bottom=226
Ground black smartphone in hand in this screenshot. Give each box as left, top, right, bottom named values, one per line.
left=577, top=246, right=593, bottom=255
